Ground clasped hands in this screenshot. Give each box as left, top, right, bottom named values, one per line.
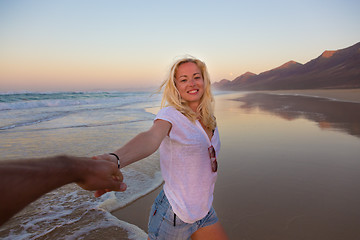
left=77, top=153, right=127, bottom=197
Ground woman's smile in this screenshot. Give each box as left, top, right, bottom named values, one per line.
left=175, top=62, right=204, bottom=111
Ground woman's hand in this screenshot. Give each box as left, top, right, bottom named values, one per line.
left=92, top=153, right=118, bottom=165
left=89, top=154, right=126, bottom=197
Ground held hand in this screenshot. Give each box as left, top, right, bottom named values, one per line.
left=76, top=157, right=127, bottom=197
left=92, top=153, right=118, bottom=166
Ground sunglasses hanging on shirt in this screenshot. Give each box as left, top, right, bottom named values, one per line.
left=208, top=145, right=218, bottom=172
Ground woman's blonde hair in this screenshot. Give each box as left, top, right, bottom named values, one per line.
left=159, top=56, right=216, bottom=131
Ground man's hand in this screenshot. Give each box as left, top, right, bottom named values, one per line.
left=0, top=155, right=127, bottom=226
left=75, top=157, right=127, bottom=197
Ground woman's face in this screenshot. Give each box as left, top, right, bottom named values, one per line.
left=174, top=62, right=204, bottom=111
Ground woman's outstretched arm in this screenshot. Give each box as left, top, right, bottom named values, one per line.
left=94, top=119, right=171, bottom=168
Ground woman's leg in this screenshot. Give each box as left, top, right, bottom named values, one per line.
left=191, top=222, right=228, bottom=240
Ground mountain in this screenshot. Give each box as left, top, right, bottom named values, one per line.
left=212, top=79, right=232, bottom=89
left=212, top=72, right=256, bottom=89
left=213, top=42, right=360, bottom=90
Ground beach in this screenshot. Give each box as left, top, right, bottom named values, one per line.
left=0, top=92, right=162, bottom=239
left=1, top=89, right=360, bottom=239
left=114, top=89, right=360, bottom=239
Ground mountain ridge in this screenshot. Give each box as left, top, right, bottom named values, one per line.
left=213, top=42, right=360, bottom=90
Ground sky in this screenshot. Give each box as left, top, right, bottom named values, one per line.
left=0, top=0, right=359, bottom=92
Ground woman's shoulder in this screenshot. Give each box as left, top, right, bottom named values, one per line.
left=157, top=106, right=180, bottom=116
left=156, top=106, right=185, bottom=123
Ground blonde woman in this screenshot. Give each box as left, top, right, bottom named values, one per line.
left=95, top=57, right=228, bottom=239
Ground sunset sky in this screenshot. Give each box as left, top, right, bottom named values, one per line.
left=1, top=0, right=359, bottom=92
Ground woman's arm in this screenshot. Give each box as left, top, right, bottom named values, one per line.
left=94, top=119, right=171, bottom=168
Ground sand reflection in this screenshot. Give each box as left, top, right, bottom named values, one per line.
left=235, top=93, right=360, bottom=138
left=212, top=92, right=360, bottom=239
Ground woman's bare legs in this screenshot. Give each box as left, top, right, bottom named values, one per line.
left=191, top=222, right=228, bottom=240
left=147, top=220, right=228, bottom=240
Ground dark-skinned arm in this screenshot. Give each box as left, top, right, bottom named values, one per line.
left=0, top=155, right=127, bottom=226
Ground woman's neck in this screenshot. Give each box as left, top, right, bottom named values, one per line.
left=188, top=102, right=199, bottom=113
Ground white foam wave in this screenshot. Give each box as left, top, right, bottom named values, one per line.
left=0, top=91, right=159, bottom=111
left=99, top=171, right=163, bottom=212
left=0, top=112, right=69, bottom=130
left=63, top=211, right=147, bottom=240
left=0, top=97, right=122, bottom=111
left=0, top=156, right=162, bottom=239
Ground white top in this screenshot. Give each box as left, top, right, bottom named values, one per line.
left=155, top=106, right=220, bottom=223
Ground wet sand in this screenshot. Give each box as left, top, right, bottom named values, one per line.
left=113, top=89, right=360, bottom=239
left=260, top=88, right=360, bottom=103
left=112, top=186, right=162, bottom=234
left=236, top=91, right=360, bottom=138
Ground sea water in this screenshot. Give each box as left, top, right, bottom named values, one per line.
left=0, top=91, right=164, bottom=239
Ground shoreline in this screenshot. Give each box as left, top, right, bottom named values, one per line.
left=257, top=88, right=360, bottom=103
left=111, top=185, right=163, bottom=235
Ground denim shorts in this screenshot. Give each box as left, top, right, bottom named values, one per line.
left=148, top=189, right=218, bottom=240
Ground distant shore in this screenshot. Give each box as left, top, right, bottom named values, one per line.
left=257, top=88, right=360, bottom=103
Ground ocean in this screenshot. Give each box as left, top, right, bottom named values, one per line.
left=0, top=91, right=164, bottom=239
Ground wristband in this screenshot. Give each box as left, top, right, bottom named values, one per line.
left=109, top=153, right=120, bottom=168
